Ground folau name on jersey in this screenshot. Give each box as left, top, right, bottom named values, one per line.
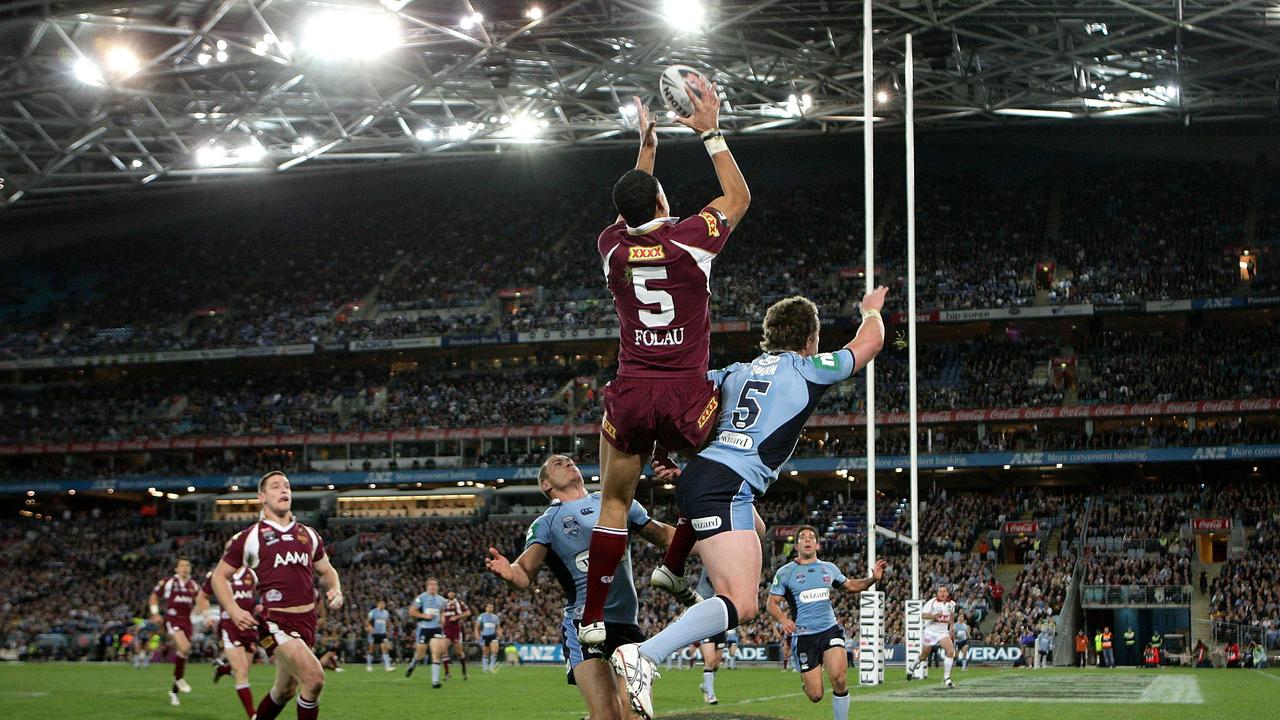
left=634, top=328, right=684, bottom=346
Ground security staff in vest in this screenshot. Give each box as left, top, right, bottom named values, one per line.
left=1123, top=626, right=1137, bottom=666
left=1101, top=627, right=1115, bottom=668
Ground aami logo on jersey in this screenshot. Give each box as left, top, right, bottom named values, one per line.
left=170, top=595, right=194, bottom=605
left=233, top=590, right=254, bottom=601
left=273, top=550, right=310, bottom=568
left=628, top=245, right=665, bottom=262
left=797, top=588, right=830, bottom=603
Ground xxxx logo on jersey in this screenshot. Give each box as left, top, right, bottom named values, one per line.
left=628, top=245, right=665, bottom=262
left=696, top=395, right=719, bottom=429
left=699, top=211, right=721, bottom=237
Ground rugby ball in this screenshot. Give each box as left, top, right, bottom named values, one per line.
left=660, top=65, right=709, bottom=118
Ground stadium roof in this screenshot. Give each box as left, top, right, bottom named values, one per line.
left=1, top=0, right=1276, bottom=209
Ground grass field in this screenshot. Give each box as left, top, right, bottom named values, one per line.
left=1, top=662, right=1278, bottom=719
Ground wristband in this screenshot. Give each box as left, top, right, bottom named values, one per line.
left=150, top=604, right=160, bottom=616
left=702, top=129, right=728, bottom=156
left=860, top=308, right=882, bottom=321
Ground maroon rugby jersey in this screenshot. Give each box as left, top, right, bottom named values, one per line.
left=153, top=575, right=200, bottom=621
left=221, top=518, right=326, bottom=610
left=443, top=598, right=468, bottom=633
left=201, top=567, right=258, bottom=616
left=598, top=207, right=732, bottom=378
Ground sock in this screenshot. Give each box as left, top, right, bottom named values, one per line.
left=383, top=652, right=391, bottom=669
left=405, top=658, right=417, bottom=677
left=431, top=662, right=441, bottom=685
left=583, top=526, right=629, bottom=625
left=216, top=661, right=232, bottom=678
left=235, top=684, right=255, bottom=717
left=833, top=691, right=850, bottom=720
left=662, top=517, right=696, bottom=576
left=444, top=657, right=451, bottom=675
left=296, top=695, right=318, bottom=720
left=638, top=595, right=738, bottom=665
left=255, top=689, right=289, bottom=720
left=702, top=669, right=715, bottom=696
left=366, top=653, right=373, bottom=668
left=944, top=654, right=954, bottom=681
left=459, top=655, right=467, bottom=676
left=174, top=654, right=186, bottom=680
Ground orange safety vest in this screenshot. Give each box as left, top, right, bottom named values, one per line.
left=1102, top=632, right=1113, bottom=649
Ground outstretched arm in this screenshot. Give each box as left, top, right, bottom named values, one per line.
left=637, top=518, right=676, bottom=549
left=676, top=75, right=750, bottom=227
left=486, top=544, right=547, bottom=590
left=841, top=559, right=887, bottom=593
left=615, top=98, right=659, bottom=224
left=845, top=286, right=889, bottom=372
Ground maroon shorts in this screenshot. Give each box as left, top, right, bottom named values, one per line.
left=220, top=618, right=258, bottom=650
left=601, top=376, right=718, bottom=455
left=165, top=617, right=193, bottom=638
left=258, top=609, right=317, bottom=656
left=444, top=625, right=462, bottom=642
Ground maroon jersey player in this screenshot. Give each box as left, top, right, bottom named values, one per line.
left=581, top=76, right=751, bottom=646
left=442, top=591, right=471, bottom=680
left=149, top=558, right=200, bottom=706
left=212, top=471, right=344, bottom=720
left=198, top=562, right=260, bottom=718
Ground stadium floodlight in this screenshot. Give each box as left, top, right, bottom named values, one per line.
left=460, top=11, right=483, bottom=30
left=619, top=103, right=637, bottom=117
left=290, top=135, right=315, bottom=154
left=303, top=9, right=400, bottom=59
left=526, top=6, right=544, bottom=20
left=216, top=39, right=228, bottom=50
left=448, top=123, right=470, bottom=141
left=196, top=52, right=211, bottom=65
left=876, top=90, right=890, bottom=104
left=663, top=0, right=705, bottom=28
left=505, top=115, right=540, bottom=140
left=130, top=159, right=143, bottom=168
left=236, top=139, right=266, bottom=162
left=186, top=486, right=196, bottom=493
left=72, top=57, right=104, bottom=85
left=105, top=46, right=139, bottom=75
left=992, top=108, right=1077, bottom=119
left=1003, top=464, right=1012, bottom=470
left=215, top=50, right=229, bottom=62
left=195, top=144, right=228, bottom=166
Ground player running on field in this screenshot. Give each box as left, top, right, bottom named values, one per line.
left=906, top=584, right=958, bottom=687
left=149, top=558, right=200, bottom=706
left=366, top=600, right=394, bottom=672
left=767, top=526, right=886, bottom=719
left=442, top=590, right=470, bottom=680
left=581, top=73, right=753, bottom=647
left=405, top=578, right=448, bottom=687
left=486, top=454, right=681, bottom=720
left=611, top=287, right=889, bottom=719
left=197, top=557, right=260, bottom=718
left=476, top=604, right=501, bottom=673
left=212, top=471, right=345, bottom=720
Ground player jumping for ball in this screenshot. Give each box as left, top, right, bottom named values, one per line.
left=580, top=72, right=753, bottom=649
left=611, top=288, right=889, bottom=719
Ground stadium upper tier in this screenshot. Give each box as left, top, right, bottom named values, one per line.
left=2, top=322, right=1277, bottom=451
left=1, top=155, right=1275, bottom=362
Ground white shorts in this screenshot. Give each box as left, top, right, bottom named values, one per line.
left=922, top=627, right=951, bottom=647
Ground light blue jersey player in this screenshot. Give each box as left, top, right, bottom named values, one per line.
left=613, top=289, right=890, bottom=720
left=366, top=600, right=394, bottom=671
left=476, top=605, right=502, bottom=673
left=406, top=578, right=448, bottom=686
left=767, top=526, right=885, bottom=716
left=486, top=455, right=677, bottom=720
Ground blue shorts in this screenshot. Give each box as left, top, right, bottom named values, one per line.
left=416, top=627, right=445, bottom=644
left=675, top=458, right=757, bottom=541
left=560, top=616, right=644, bottom=686
left=791, top=624, right=846, bottom=674
left=481, top=634, right=497, bottom=645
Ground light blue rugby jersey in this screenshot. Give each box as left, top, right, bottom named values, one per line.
left=700, top=349, right=856, bottom=495
left=477, top=612, right=500, bottom=636
left=769, top=560, right=847, bottom=635
left=367, top=607, right=390, bottom=635
left=525, top=492, right=651, bottom=624
left=412, top=592, right=447, bottom=630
